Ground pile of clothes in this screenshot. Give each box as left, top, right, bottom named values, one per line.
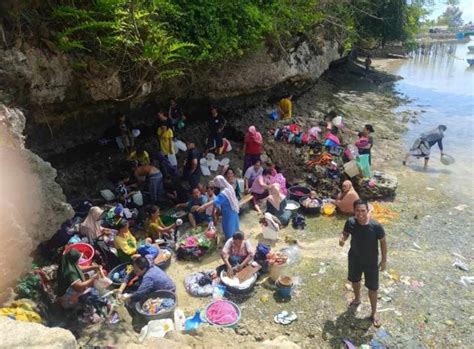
left=141, top=297, right=175, bottom=315
left=176, top=228, right=215, bottom=260
left=271, top=124, right=322, bottom=148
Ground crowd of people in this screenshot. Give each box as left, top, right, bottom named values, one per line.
left=38, top=97, right=449, bottom=330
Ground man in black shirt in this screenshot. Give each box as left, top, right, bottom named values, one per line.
left=183, top=141, right=201, bottom=189
left=339, top=199, right=387, bottom=327
left=206, top=106, right=226, bottom=154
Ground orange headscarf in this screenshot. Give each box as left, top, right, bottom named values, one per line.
left=335, top=180, right=360, bottom=214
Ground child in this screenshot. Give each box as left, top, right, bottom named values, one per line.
left=355, top=131, right=370, bottom=154
left=205, top=184, right=218, bottom=224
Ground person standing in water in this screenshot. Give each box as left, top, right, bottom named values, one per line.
left=403, top=125, right=447, bottom=170
left=339, top=199, right=387, bottom=328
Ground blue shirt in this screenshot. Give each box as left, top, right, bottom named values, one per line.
left=128, top=266, right=176, bottom=302
left=187, top=195, right=208, bottom=212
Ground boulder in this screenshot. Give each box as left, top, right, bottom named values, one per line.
left=0, top=105, right=73, bottom=303
left=357, top=172, right=398, bottom=200
left=0, top=317, right=76, bottom=348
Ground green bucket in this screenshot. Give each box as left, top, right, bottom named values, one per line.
left=356, top=154, right=371, bottom=178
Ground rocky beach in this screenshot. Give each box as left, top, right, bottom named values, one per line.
left=45, top=58, right=470, bottom=348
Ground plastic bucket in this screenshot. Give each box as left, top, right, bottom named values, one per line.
left=276, top=284, right=293, bottom=298
left=135, top=290, right=177, bottom=321
left=64, top=243, right=94, bottom=266
left=269, top=261, right=291, bottom=281
left=276, top=276, right=293, bottom=298
left=262, top=226, right=278, bottom=240
left=132, top=191, right=144, bottom=206
left=356, top=154, right=371, bottom=178
left=288, top=186, right=310, bottom=202
left=344, top=160, right=360, bottom=178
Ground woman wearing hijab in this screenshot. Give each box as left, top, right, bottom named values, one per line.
left=198, top=175, right=239, bottom=241
left=80, top=207, right=108, bottom=242
left=80, top=206, right=120, bottom=270
left=266, top=183, right=291, bottom=226
left=334, top=180, right=360, bottom=215
left=243, top=125, right=263, bottom=173
left=57, top=249, right=103, bottom=309
left=403, top=125, right=447, bottom=170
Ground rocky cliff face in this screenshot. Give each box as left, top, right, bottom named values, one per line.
left=0, top=104, right=73, bottom=303
left=0, top=39, right=341, bottom=157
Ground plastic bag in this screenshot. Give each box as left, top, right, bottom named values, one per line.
left=280, top=246, right=301, bottom=265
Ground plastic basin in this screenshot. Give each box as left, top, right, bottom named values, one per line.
left=299, top=196, right=322, bottom=215
left=135, top=290, right=177, bottom=321
left=64, top=243, right=94, bottom=266
left=285, top=200, right=301, bottom=217
left=204, top=300, right=241, bottom=327
left=107, top=262, right=132, bottom=287
left=288, top=186, right=311, bottom=201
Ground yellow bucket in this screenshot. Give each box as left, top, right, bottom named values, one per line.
left=322, top=203, right=336, bottom=216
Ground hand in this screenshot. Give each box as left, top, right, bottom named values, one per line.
left=339, top=239, right=345, bottom=247
left=227, top=267, right=234, bottom=277
left=379, top=261, right=386, bottom=272
left=197, top=206, right=205, bottom=213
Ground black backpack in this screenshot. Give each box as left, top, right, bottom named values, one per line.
left=292, top=214, right=306, bottom=230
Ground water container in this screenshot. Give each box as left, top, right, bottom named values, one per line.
left=344, top=160, right=360, bottom=177
left=262, top=226, right=278, bottom=241
left=269, top=261, right=291, bottom=281
left=132, top=191, right=144, bottom=206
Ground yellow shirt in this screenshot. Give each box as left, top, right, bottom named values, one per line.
left=279, top=98, right=292, bottom=120
left=114, top=230, right=137, bottom=256
left=128, top=150, right=150, bottom=165
left=157, top=128, right=174, bottom=155
left=146, top=217, right=165, bottom=239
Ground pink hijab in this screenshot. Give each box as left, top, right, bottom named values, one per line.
left=246, top=126, right=262, bottom=143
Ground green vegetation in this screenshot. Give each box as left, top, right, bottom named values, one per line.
left=0, top=1, right=430, bottom=95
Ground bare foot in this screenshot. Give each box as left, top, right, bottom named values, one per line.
left=348, top=299, right=361, bottom=308
left=370, top=314, right=381, bottom=328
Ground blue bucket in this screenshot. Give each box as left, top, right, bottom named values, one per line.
left=276, top=278, right=293, bottom=298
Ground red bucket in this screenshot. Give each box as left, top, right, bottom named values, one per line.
left=64, top=243, right=95, bottom=266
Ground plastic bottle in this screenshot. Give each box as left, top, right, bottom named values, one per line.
left=174, top=308, right=186, bottom=331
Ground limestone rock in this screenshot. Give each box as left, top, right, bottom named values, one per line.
left=0, top=317, right=77, bottom=349
left=86, top=70, right=123, bottom=101
left=357, top=172, right=398, bottom=200
left=203, top=41, right=340, bottom=99
left=0, top=105, right=73, bottom=302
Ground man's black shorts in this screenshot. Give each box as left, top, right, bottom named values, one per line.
left=207, top=133, right=223, bottom=149
left=348, top=257, right=379, bottom=291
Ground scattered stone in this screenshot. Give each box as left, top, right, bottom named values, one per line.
left=453, top=259, right=469, bottom=272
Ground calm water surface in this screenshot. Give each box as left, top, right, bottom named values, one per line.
left=390, top=40, right=474, bottom=204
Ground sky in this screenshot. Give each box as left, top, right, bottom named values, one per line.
left=427, top=0, right=474, bottom=23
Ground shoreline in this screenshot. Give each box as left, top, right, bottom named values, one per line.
left=9, top=58, right=473, bottom=348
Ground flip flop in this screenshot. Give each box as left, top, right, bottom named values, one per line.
left=370, top=316, right=382, bottom=328
left=347, top=300, right=361, bottom=308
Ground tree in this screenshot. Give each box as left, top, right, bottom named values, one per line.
left=438, top=5, right=464, bottom=27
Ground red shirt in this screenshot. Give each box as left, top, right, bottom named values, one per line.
left=245, top=138, right=262, bottom=155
